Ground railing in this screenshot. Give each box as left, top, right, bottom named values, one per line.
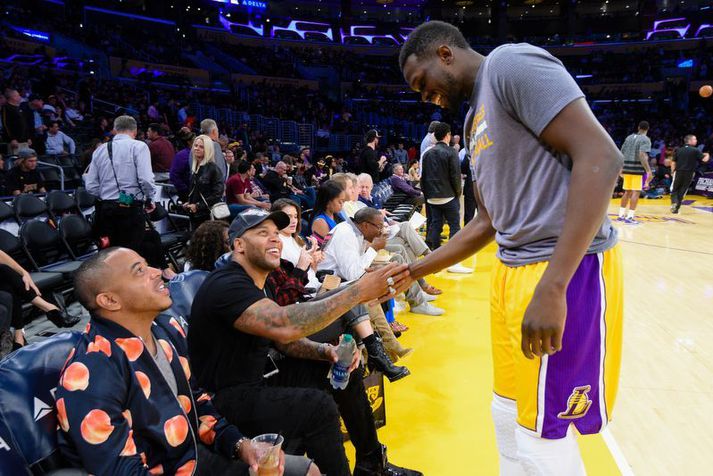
left=37, top=160, right=66, bottom=191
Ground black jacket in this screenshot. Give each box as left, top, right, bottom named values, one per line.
left=262, top=170, right=292, bottom=201
left=188, top=162, right=225, bottom=213
left=1, top=104, right=31, bottom=143
left=421, top=142, right=462, bottom=200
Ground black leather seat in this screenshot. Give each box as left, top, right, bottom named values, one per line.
left=58, top=215, right=97, bottom=259
left=19, top=221, right=82, bottom=276
left=13, top=193, right=51, bottom=225
left=47, top=191, right=81, bottom=222
left=0, top=229, right=64, bottom=289
left=0, top=331, right=88, bottom=475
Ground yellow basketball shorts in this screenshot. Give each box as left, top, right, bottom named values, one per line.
left=490, top=246, right=623, bottom=439
left=622, top=174, right=644, bottom=191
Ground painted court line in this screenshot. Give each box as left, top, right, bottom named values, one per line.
left=602, top=427, right=635, bottom=476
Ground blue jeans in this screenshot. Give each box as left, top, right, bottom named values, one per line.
left=228, top=204, right=251, bottom=221
left=291, top=187, right=316, bottom=210
left=426, top=198, right=461, bottom=250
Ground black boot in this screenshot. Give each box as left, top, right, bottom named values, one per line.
left=46, top=309, right=80, bottom=328
left=364, top=335, right=410, bottom=383
left=354, top=445, right=423, bottom=476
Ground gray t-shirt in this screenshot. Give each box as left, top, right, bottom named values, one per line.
left=464, top=43, right=617, bottom=266
left=620, top=133, right=652, bottom=175
left=151, top=335, right=178, bottom=396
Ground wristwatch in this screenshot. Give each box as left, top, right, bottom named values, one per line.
left=233, top=437, right=250, bottom=460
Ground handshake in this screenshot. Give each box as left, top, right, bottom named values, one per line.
left=354, top=263, right=412, bottom=304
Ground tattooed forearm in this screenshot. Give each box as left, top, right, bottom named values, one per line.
left=235, top=283, right=361, bottom=343
left=274, top=339, right=325, bottom=361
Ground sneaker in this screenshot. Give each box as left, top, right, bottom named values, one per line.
left=409, top=302, right=445, bottom=316
left=423, top=293, right=437, bottom=302
left=671, top=206, right=680, bottom=214
left=616, top=216, right=626, bottom=222
left=624, top=218, right=641, bottom=225
left=447, top=264, right=473, bottom=274
left=393, top=300, right=407, bottom=314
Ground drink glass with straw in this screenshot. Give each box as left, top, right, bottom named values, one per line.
left=249, top=433, right=284, bottom=476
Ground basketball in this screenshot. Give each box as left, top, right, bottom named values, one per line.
left=699, top=85, right=713, bottom=98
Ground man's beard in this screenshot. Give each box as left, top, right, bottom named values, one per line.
left=443, top=71, right=466, bottom=111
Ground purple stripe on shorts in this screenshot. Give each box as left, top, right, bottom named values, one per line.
left=541, top=253, right=605, bottom=439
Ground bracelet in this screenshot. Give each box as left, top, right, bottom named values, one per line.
left=317, top=343, right=328, bottom=359
left=233, top=437, right=250, bottom=460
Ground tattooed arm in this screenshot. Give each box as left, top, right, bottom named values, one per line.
left=233, top=262, right=408, bottom=344
left=274, top=339, right=329, bottom=361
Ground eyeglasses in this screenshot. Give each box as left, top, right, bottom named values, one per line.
left=365, top=221, right=385, bottom=233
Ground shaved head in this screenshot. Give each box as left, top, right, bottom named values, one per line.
left=74, top=247, right=122, bottom=311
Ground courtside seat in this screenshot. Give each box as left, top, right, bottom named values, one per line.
left=13, top=194, right=51, bottom=225
left=0, top=229, right=64, bottom=290
left=0, top=331, right=87, bottom=475
left=19, top=221, right=82, bottom=276
left=167, top=270, right=210, bottom=322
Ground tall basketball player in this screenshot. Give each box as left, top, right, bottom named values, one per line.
left=397, top=21, right=624, bottom=475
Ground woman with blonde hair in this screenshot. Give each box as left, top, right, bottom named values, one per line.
left=183, top=134, right=225, bottom=227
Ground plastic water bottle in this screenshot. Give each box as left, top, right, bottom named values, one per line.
left=329, top=334, right=356, bottom=390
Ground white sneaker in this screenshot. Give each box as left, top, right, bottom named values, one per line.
left=410, top=302, right=445, bottom=316
left=393, top=300, right=407, bottom=314
left=447, top=264, right=474, bottom=274
left=423, top=293, right=437, bottom=302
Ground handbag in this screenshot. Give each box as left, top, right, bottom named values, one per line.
left=192, top=172, right=230, bottom=220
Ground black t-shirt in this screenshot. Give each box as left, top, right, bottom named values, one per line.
left=360, top=147, right=379, bottom=182
left=188, top=260, right=273, bottom=391
left=7, top=168, right=44, bottom=194
left=673, top=145, right=703, bottom=172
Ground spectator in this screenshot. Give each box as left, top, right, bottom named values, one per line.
left=200, top=119, right=228, bottom=181
left=45, top=121, right=76, bottom=156
left=147, top=123, right=175, bottom=176
left=390, top=164, right=425, bottom=208
left=226, top=160, right=270, bottom=215
left=7, top=149, right=46, bottom=195
left=361, top=130, right=386, bottom=183
left=0, top=249, right=78, bottom=350
left=311, top=180, right=347, bottom=244
left=183, top=134, right=225, bottom=227
left=169, top=128, right=195, bottom=201
left=25, top=94, right=47, bottom=155
left=393, top=142, right=408, bottom=165
left=187, top=208, right=417, bottom=476
left=319, top=207, right=443, bottom=316
left=263, top=161, right=314, bottom=209
left=451, top=134, right=462, bottom=153
left=184, top=220, right=230, bottom=272
left=419, top=121, right=439, bottom=170
left=299, top=147, right=312, bottom=166
left=407, top=160, right=420, bottom=186
left=421, top=122, right=462, bottom=250
left=304, top=158, right=330, bottom=186
left=1, top=89, right=31, bottom=155
left=224, top=148, right=236, bottom=176
left=58, top=248, right=317, bottom=476
left=84, top=116, right=167, bottom=271
left=0, top=154, right=8, bottom=196
left=271, top=198, right=411, bottom=381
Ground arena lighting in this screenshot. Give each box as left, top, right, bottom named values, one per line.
left=84, top=6, right=176, bottom=26
left=677, top=59, right=693, bottom=68
left=271, top=20, right=334, bottom=41
left=340, top=25, right=401, bottom=45
left=575, top=74, right=593, bottom=79
left=211, top=0, right=268, bottom=10
left=10, top=26, right=51, bottom=42
left=646, top=18, right=690, bottom=40
left=219, top=14, right=264, bottom=35
left=695, top=24, right=712, bottom=37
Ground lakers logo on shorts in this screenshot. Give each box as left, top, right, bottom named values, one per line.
left=557, top=385, right=593, bottom=420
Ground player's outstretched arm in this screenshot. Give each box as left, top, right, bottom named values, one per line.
left=409, top=186, right=495, bottom=282
left=521, top=98, right=623, bottom=359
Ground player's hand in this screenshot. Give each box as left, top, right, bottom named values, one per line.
left=356, top=262, right=409, bottom=303
left=521, top=283, right=566, bottom=359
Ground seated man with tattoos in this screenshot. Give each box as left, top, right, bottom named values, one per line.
left=188, top=208, right=421, bottom=476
